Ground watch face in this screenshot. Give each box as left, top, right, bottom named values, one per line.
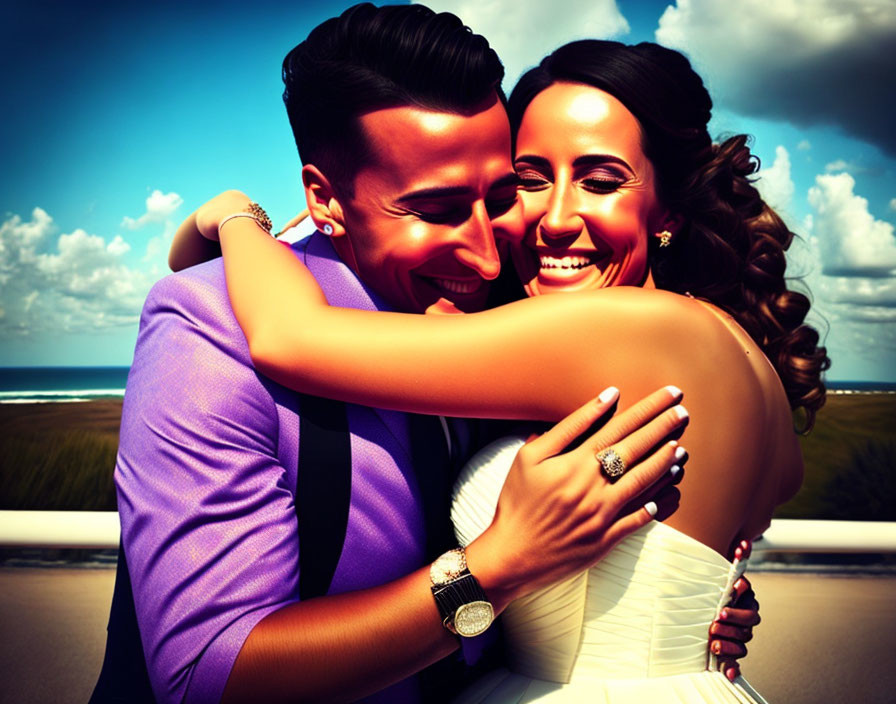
left=454, top=601, right=494, bottom=637
left=430, top=549, right=467, bottom=585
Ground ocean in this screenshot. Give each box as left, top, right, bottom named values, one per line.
left=0, top=368, right=893, bottom=404
left=0, top=367, right=129, bottom=403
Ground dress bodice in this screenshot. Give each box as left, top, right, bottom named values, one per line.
left=451, top=436, right=765, bottom=703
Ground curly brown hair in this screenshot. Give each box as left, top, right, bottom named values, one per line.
left=508, top=40, right=829, bottom=429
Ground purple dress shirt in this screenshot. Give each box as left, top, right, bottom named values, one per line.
left=116, top=233, right=440, bottom=704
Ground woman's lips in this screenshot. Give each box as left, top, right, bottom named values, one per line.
left=538, top=254, right=597, bottom=272
left=535, top=250, right=612, bottom=283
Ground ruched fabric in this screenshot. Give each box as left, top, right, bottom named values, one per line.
left=451, top=436, right=767, bottom=703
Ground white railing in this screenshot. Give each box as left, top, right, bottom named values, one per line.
left=752, top=519, right=896, bottom=554
left=1, top=511, right=895, bottom=553
left=0, top=511, right=120, bottom=548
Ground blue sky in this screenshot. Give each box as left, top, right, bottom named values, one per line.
left=1, top=0, right=894, bottom=381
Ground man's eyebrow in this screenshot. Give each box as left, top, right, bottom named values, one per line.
left=397, top=173, right=520, bottom=203
left=397, top=185, right=473, bottom=202
left=489, top=172, right=523, bottom=190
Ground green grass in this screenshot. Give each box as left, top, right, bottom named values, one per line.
left=0, top=429, right=118, bottom=510
left=776, top=394, right=896, bottom=520
left=0, top=394, right=893, bottom=519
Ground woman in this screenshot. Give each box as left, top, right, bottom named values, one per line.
left=175, top=41, right=826, bottom=702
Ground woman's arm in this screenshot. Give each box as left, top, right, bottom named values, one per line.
left=169, top=195, right=310, bottom=272
left=169, top=208, right=223, bottom=272
left=201, top=192, right=697, bottom=420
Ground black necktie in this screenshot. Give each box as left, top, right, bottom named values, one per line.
left=407, top=413, right=457, bottom=562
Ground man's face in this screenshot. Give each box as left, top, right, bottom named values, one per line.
left=333, top=95, right=522, bottom=314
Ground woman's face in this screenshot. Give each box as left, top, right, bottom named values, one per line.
left=512, top=82, right=670, bottom=296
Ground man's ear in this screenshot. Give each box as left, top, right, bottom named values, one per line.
left=302, top=165, right=347, bottom=237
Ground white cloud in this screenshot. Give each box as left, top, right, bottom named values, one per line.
left=417, top=0, right=629, bottom=87
left=889, top=198, right=896, bottom=211
left=756, top=146, right=794, bottom=214
left=823, top=158, right=871, bottom=175
left=808, top=172, right=896, bottom=277
left=122, top=189, right=183, bottom=230
left=0, top=208, right=161, bottom=337
left=797, top=140, right=811, bottom=151
left=824, top=277, right=896, bottom=311
left=656, top=0, right=896, bottom=155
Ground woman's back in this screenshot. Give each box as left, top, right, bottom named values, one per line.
left=563, top=290, right=802, bottom=557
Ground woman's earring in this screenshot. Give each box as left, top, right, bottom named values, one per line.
left=322, top=223, right=334, bottom=236
left=656, top=230, right=672, bottom=248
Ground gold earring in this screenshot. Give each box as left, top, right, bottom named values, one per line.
left=657, top=230, right=672, bottom=248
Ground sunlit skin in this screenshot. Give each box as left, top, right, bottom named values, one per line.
left=316, top=94, right=523, bottom=315
left=512, top=82, right=676, bottom=296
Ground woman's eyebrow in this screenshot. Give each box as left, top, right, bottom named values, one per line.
left=513, top=154, right=550, bottom=168
left=571, top=154, right=634, bottom=171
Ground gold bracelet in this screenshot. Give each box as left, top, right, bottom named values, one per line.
left=219, top=201, right=273, bottom=234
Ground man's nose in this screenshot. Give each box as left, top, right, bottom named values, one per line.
left=540, top=181, right=583, bottom=241
left=454, top=203, right=501, bottom=280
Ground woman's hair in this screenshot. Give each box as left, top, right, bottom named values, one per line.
left=509, top=40, right=829, bottom=429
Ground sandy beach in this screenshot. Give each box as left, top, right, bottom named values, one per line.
left=1, top=566, right=894, bottom=704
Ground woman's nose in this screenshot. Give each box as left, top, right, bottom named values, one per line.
left=540, top=183, right=583, bottom=241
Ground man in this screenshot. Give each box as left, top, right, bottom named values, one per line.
left=91, top=5, right=699, bottom=703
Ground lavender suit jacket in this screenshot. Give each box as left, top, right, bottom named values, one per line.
left=116, top=233, right=444, bottom=704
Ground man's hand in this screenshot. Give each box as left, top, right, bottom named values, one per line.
left=467, top=385, right=688, bottom=611
left=710, top=541, right=761, bottom=681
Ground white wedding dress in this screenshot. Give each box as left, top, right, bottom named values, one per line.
left=451, top=436, right=768, bottom=703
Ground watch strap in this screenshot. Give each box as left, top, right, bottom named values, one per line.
left=431, top=572, right=489, bottom=631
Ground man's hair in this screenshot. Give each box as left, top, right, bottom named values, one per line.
left=282, top=2, right=505, bottom=196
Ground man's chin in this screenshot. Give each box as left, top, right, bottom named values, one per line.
left=414, top=280, right=490, bottom=315
left=424, top=297, right=467, bottom=315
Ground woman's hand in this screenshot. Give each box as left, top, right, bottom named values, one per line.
left=466, top=385, right=689, bottom=612
left=169, top=190, right=253, bottom=271
left=193, top=190, right=254, bottom=242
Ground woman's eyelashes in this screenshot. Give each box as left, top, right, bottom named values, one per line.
left=516, top=169, right=551, bottom=191
left=515, top=172, right=627, bottom=194
left=581, top=176, right=625, bottom=193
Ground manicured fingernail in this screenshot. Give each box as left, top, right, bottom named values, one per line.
left=598, top=386, right=619, bottom=403
left=721, top=609, right=729, bottom=619
left=726, top=668, right=737, bottom=682
left=674, top=446, right=686, bottom=461
left=665, top=385, right=682, bottom=397
left=673, top=405, right=689, bottom=420
left=644, top=501, right=658, bottom=517
left=669, top=464, right=681, bottom=478
left=712, top=642, right=721, bottom=654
